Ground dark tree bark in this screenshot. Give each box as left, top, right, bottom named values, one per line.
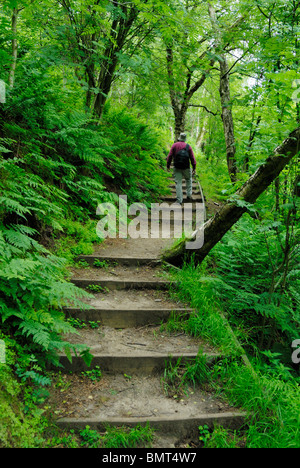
left=92, top=5, right=138, bottom=118
left=244, top=115, right=262, bottom=172
left=162, top=127, right=300, bottom=266
left=219, top=55, right=237, bottom=183
left=166, top=45, right=215, bottom=142
left=165, top=4, right=247, bottom=143
left=208, top=3, right=238, bottom=183
left=60, top=0, right=139, bottom=119
left=8, top=7, right=21, bottom=89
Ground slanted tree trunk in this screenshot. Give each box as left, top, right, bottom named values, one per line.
left=162, top=127, right=300, bottom=266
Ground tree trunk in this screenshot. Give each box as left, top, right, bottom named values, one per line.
left=166, top=46, right=185, bottom=141
left=219, top=55, right=237, bottom=183
left=92, top=5, right=138, bottom=119
left=174, top=108, right=188, bottom=141
left=166, top=45, right=214, bottom=142
left=162, top=127, right=300, bottom=266
left=208, top=3, right=237, bottom=183
left=8, top=8, right=19, bottom=89
left=243, top=115, right=262, bottom=172
left=197, top=116, right=208, bottom=149
left=93, top=68, right=116, bottom=119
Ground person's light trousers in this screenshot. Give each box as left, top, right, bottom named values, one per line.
left=173, top=168, right=193, bottom=204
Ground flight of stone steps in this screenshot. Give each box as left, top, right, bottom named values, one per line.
left=52, top=176, right=246, bottom=448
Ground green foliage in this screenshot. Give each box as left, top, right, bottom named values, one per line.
left=0, top=222, right=93, bottom=365
left=162, top=352, right=212, bottom=399
left=0, top=334, right=48, bottom=448
left=45, top=430, right=79, bottom=448
left=198, top=424, right=211, bottom=446
left=168, top=259, right=241, bottom=355
left=212, top=358, right=300, bottom=448
left=210, top=214, right=299, bottom=361
left=0, top=47, right=172, bottom=447
left=81, top=366, right=102, bottom=382
left=100, top=423, right=154, bottom=449
left=1, top=0, right=299, bottom=449
left=0, top=363, right=41, bottom=447
left=0, top=56, right=170, bottom=363
left=53, top=218, right=101, bottom=263
left=79, top=425, right=102, bottom=448
left=203, top=425, right=244, bottom=448
left=171, top=243, right=300, bottom=448
left=53, top=424, right=155, bottom=449
left=101, top=103, right=170, bottom=205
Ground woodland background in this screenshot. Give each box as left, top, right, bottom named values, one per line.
left=0, top=0, right=299, bottom=448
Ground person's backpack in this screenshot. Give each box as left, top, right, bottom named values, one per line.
left=174, top=144, right=190, bottom=169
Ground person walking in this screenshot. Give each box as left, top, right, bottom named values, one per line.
left=167, top=133, right=197, bottom=205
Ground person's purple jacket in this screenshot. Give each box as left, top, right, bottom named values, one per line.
left=167, top=142, right=197, bottom=170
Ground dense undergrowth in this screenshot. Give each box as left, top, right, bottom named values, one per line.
left=168, top=212, right=299, bottom=448
left=164, top=147, right=299, bottom=447
left=0, top=64, right=299, bottom=450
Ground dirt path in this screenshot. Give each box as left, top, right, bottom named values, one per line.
left=48, top=177, right=245, bottom=448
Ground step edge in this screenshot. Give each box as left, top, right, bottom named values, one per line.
left=64, top=307, right=194, bottom=312
left=71, top=279, right=174, bottom=285
left=56, top=411, right=248, bottom=428
left=57, top=351, right=220, bottom=358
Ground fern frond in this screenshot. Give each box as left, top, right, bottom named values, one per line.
left=19, top=320, right=51, bottom=350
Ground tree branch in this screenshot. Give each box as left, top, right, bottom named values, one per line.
left=188, top=104, right=218, bottom=116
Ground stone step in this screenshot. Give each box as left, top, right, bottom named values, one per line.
left=168, top=181, right=199, bottom=186
left=167, top=191, right=202, bottom=197
left=56, top=412, right=247, bottom=440
left=52, top=370, right=246, bottom=439
left=86, top=238, right=174, bottom=266
left=57, top=351, right=218, bottom=374
left=65, top=287, right=190, bottom=327
left=127, top=205, right=202, bottom=214
left=167, top=176, right=198, bottom=183
left=162, top=196, right=203, bottom=202
left=76, top=255, right=160, bottom=267
left=167, top=189, right=199, bottom=195
left=71, top=264, right=174, bottom=291
left=47, top=172, right=250, bottom=447
left=71, top=278, right=173, bottom=290
left=127, top=212, right=204, bottom=223
left=58, top=325, right=218, bottom=374
left=52, top=313, right=247, bottom=445
left=168, top=183, right=199, bottom=189
left=64, top=307, right=193, bottom=328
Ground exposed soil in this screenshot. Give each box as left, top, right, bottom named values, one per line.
left=63, top=324, right=216, bottom=357
left=48, top=372, right=231, bottom=421
left=93, top=234, right=174, bottom=259
left=84, top=287, right=186, bottom=310
left=71, top=264, right=170, bottom=282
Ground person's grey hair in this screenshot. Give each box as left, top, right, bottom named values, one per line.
left=178, top=133, right=187, bottom=142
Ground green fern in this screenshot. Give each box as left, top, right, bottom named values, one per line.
left=0, top=222, right=93, bottom=365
